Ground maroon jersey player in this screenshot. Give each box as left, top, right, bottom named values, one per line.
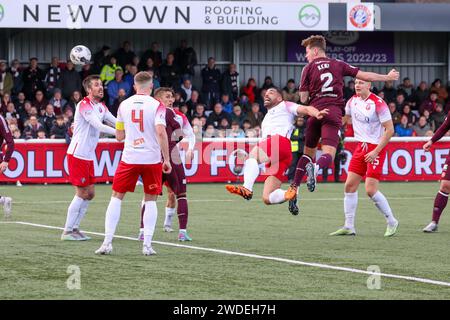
left=286, top=35, right=399, bottom=215
left=422, top=116, right=450, bottom=232
left=0, top=115, right=14, bottom=218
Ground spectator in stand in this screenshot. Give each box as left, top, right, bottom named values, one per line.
left=221, top=63, right=239, bottom=103
left=389, top=102, right=402, bottom=125
left=40, top=104, right=57, bottom=135
left=29, top=106, right=39, bottom=118
left=282, top=79, right=300, bottom=103
left=8, top=59, right=23, bottom=95
left=231, top=105, right=246, bottom=127
left=5, top=102, right=20, bottom=125
left=33, top=90, right=48, bottom=114
left=413, top=116, right=432, bottom=136
left=124, top=64, right=138, bottom=90
left=245, top=128, right=257, bottom=138
left=79, top=63, right=93, bottom=83
left=92, top=45, right=111, bottom=74
left=14, top=92, right=26, bottom=116
left=179, top=104, right=189, bottom=117
left=190, top=103, right=206, bottom=120
left=173, top=91, right=184, bottom=109
left=174, top=40, right=198, bottom=78
left=220, top=93, right=233, bottom=114
left=0, top=61, right=13, bottom=96
left=160, top=53, right=180, bottom=89
left=110, top=88, right=127, bottom=117
left=114, top=41, right=136, bottom=70
left=12, top=126, right=22, bottom=139
left=413, top=81, right=430, bottom=108
left=255, top=88, right=268, bottom=114
left=402, top=104, right=417, bottom=127
left=218, top=118, right=230, bottom=131
left=23, top=115, right=44, bottom=139
left=201, top=57, right=221, bottom=108
left=395, top=115, right=414, bottom=137
left=179, top=78, right=196, bottom=103
left=242, top=78, right=258, bottom=105
left=57, top=60, right=82, bottom=100
left=199, top=116, right=207, bottom=129
left=64, top=107, right=74, bottom=124
left=186, top=89, right=200, bottom=112
left=49, top=88, right=67, bottom=115
left=343, top=80, right=355, bottom=102
left=36, top=128, right=47, bottom=139
left=44, top=57, right=61, bottom=96
left=431, top=102, right=446, bottom=131
left=19, top=101, right=32, bottom=122
left=246, top=102, right=264, bottom=128
left=141, top=57, right=160, bottom=80
left=377, top=90, right=385, bottom=102
left=381, top=80, right=397, bottom=103
left=206, top=103, right=230, bottom=128
left=50, top=115, right=68, bottom=139
left=203, top=124, right=217, bottom=138
left=395, top=92, right=407, bottom=113
left=107, top=69, right=131, bottom=106
left=0, top=93, right=12, bottom=114
left=261, top=76, right=275, bottom=90
left=238, top=92, right=252, bottom=114
left=420, top=91, right=439, bottom=115
left=227, top=121, right=245, bottom=138
left=100, top=56, right=122, bottom=86
left=242, top=119, right=252, bottom=132
left=22, top=57, right=46, bottom=101
left=398, top=77, right=415, bottom=99
left=422, top=109, right=433, bottom=128
left=66, top=90, right=82, bottom=113
left=139, top=42, right=163, bottom=71
left=431, top=78, right=448, bottom=102
left=147, top=69, right=160, bottom=90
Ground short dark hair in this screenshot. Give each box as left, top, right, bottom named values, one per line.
left=82, top=75, right=101, bottom=92
left=267, top=87, right=283, bottom=97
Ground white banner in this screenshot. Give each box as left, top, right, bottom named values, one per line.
left=347, top=2, right=374, bottom=31
left=0, top=1, right=329, bottom=31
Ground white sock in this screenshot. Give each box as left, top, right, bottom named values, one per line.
left=243, top=158, right=260, bottom=191
left=64, top=196, right=84, bottom=232
left=344, top=192, right=358, bottom=230
left=104, top=197, right=122, bottom=244
left=143, top=201, right=158, bottom=247
left=73, top=200, right=90, bottom=230
left=268, top=189, right=286, bottom=204
left=370, top=191, right=397, bottom=226
left=164, top=207, right=176, bottom=227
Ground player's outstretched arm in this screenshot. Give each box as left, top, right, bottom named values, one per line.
left=356, top=69, right=399, bottom=82
left=156, top=124, right=172, bottom=174
left=104, top=110, right=117, bottom=127
left=424, top=114, right=450, bottom=151
left=296, top=105, right=329, bottom=119
left=365, top=120, right=394, bottom=163
left=84, top=111, right=116, bottom=136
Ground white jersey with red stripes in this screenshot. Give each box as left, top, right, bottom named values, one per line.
left=117, top=94, right=166, bottom=165
left=67, top=97, right=114, bottom=161
left=261, top=101, right=298, bottom=139
left=345, top=93, right=392, bottom=145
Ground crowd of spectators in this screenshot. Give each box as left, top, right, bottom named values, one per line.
left=1, top=40, right=450, bottom=142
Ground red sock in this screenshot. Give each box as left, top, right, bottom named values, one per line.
left=432, top=191, right=448, bottom=223
left=140, top=204, right=145, bottom=229
left=292, top=155, right=312, bottom=187
left=316, top=153, right=333, bottom=170
left=177, top=196, right=188, bottom=230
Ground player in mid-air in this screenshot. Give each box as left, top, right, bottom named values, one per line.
left=138, top=87, right=196, bottom=242
left=0, top=114, right=14, bottom=218
left=95, top=72, right=171, bottom=256
left=422, top=111, right=450, bottom=232
left=62, top=75, right=116, bottom=241
left=329, top=79, right=399, bottom=237
left=225, top=88, right=327, bottom=206
left=286, top=35, right=400, bottom=214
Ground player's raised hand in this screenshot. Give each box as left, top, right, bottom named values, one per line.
left=163, top=160, right=172, bottom=174
left=423, top=140, right=433, bottom=152
left=387, top=69, right=399, bottom=81
left=0, top=161, right=8, bottom=173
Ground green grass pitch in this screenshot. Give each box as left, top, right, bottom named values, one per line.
left=1, top=182, right=450, bottom=300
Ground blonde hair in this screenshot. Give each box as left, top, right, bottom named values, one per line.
left=301, top=35, right=326, bottom=51
left=134, top=71, right=153, bottom=89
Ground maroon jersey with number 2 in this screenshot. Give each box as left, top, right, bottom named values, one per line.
left=300, top=57, right=359, bottom=149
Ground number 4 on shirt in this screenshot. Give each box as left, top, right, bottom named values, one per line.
left=132, top=109, right=144, bottom=132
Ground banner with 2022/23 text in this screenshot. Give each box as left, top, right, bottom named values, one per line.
left=0, top=140, right=449, bottom=184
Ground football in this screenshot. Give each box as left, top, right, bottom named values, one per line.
left=70, top=45, right=91, bottom=65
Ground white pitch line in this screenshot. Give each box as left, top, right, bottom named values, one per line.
left=11, top=199, right=235, bottom=204
left=3, top=220, right=450, bottom=289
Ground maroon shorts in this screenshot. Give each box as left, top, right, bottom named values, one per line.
left=441, top=155, right=450, bottom=181
left=305, top=106, right=342, bottom=149
left=162, top=161, right=187, bottom=195
left=257, top=134, right=292, bottom=181
left=67, top=154, right=96, bottom=187
left=113, top=161, right=162, bottom=195
left=348, top=142, right=386, bottom=180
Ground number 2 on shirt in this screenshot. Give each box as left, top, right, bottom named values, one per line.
left=131, top=109, right=144, bottom=132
